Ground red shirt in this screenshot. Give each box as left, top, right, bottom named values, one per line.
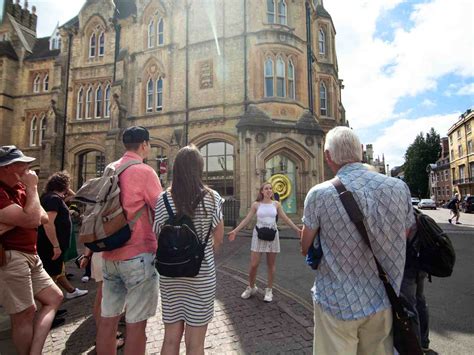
left=0, top=181, right=38, bottom=254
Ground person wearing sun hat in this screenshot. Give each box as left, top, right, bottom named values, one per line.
left=0, top=145, right=64, bottom=355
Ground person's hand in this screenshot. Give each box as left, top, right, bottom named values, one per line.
left=79, top=256, right=90, bottom=268
left=18, top=169, right=39, bottom=187
left=51, top=247, right=61, bottom=260
left=228, top=230, right=237, bottom=242
left=0, top=223, right=14, bottom=236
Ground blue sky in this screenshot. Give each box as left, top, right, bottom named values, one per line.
left=33, top=0, right=474, bottom=169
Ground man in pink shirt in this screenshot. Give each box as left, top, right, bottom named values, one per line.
left=96, top=126, right=162, bottom=355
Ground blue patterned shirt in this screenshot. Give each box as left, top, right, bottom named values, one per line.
left=303, top=163, right=415, bottom=320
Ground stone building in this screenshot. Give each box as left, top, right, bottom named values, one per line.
left=0, top=0, right=346, bottom=217
left=362, top=144, right=386, bottom=175
left=447, top=108, right=473, bottom=198
left=427, top=137, right=452, bottom=205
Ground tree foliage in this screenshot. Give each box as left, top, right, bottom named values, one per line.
left=403, top=128, right=441, bottom=198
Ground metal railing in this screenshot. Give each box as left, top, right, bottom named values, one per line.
left=222, top=198, right=240, bottom=227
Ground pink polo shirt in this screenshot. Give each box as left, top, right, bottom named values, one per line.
left=102, top=151, right=162, bottom=261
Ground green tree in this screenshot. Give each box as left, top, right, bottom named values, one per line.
left=403, top=128, right=441, bottom=198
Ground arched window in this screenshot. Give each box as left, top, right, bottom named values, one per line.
left=33, top=74, right=41, bottom=93
left=200, top=141, right=235, bottom=197
left=43, top=74, right=49, bottom=91
left=264, top=58, right=274, bottom=97
left=99, top=32, right=105, bottom=56
left=157, top=18, right=164, bottom=45
left=89, top=33, right=96, bottom=57
left=288, top=60, right=295, bottom=99
left=95, top=86, right=103, bottom=118
left=77, top=150, right=106, bottom=188
left=266, top=0, right=275, bottom=23
left=39, top=114, right=46, bottom=145
left=148, top=19, right=155, bottom=48
left=77, top=87, right=84, bottom=119
left=278, top=0, right=287, bottom=25
left=276, top=57, right=286, bottom=97
left=85, top=87, right=93, bottom=119
left=30, top=116, right=37, bottom=146
left=320, top=82, right=327, bottom=116
left=156, top=77, right=163, bottom=111
left=104, top=84, right=111, bottom=118
left=146, top=78, right=154, bottom=112
left=319, top=28, right=326, bottom=55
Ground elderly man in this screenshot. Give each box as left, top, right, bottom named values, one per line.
left=0, top=145, right=63, bottom=355
left=301, top=127, right=415, bottom=355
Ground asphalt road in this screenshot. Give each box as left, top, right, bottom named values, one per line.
left=221, top=208, right=474, bottom=354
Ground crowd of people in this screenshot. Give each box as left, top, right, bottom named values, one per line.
left=0, top=126, right=439, bottom=355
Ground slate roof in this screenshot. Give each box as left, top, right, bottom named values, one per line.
left=0, top=41, right=19, bottom=60
left=25, top=37, right=60, bottom=61
left=316, top=5, right=332, bottom=20
left=114, top=0, right=137, bottom=19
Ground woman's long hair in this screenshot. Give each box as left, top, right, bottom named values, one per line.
left=256, top=182, right=274, bottom=202
left=170, top=145, right=210, bottom=217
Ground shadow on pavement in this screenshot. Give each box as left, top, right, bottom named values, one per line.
left=62, top=316, right=96, bottom=355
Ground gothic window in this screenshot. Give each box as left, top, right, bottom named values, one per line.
left=267, top=0, right=275, bottom=23
left=288, top=60, right=295, bottom=99
left=157, top=18, right=164, bottom=45
left=319, top=28, right=326, bottom=55
left=148, top=19, right=155, bottom=48
left=77, top=150, right=105, bottom=188
left=77, top=87, right=84, bottom=119
left=39, top=114, right=46, bottom=145
left=104, top=84, right=111, bottom=118
left=320, top=82, right=327, bottom=116
left=33, top=74, right=41, bottom=93
left=276, top=57, right=286, bottom=97
left=30, top=116, right=37, bottom=146
left=43, top=74, right=49, bottom=91
left=89, top=33, right=97, bottom=57
left=278, top=1, right=287, bottom=25
left=264, top=58, right=274, bottom=97
left=95, top=86, right=103, bottom=118
left=146, top=78, right=154, bottom=112
left=99, top=32, right=105, bottom=56
left=200, top=141, right=235, bottom=197
left=86, top=87, right=93, bottom=119
left=156, top=77, right=163, bottom=111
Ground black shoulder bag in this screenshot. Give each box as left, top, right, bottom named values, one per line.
left=331, top=177, right=423, bottom=355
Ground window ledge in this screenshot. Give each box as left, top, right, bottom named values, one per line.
left=72, top=118, right=110, bottom=124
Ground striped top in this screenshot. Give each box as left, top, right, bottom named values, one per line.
left=153, top=189, right=223, bottom=326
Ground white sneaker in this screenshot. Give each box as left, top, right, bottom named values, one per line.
left=66, top=288, right=88, bottom=299
left=81, top=276, right=90, bottom=283
left=241, top=286, right=258, bottom=299
left=264, top=288, right=273, bottom=302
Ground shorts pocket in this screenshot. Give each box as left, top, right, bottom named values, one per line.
left=121, top=256, right=146, bottom=287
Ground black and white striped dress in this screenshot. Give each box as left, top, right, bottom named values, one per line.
left=153, top=189, right=223, bottom=326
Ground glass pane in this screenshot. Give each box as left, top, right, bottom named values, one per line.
left=225, top=142, right=234, bottom=155
left=276, top=59, right=284, bottom=76
left=207, top=156, right=220, bottom=172
left=208, top=141, right=225, bottom=156
left=265, top=60, right=273, bottom=76
left=265, top=78, right=273, bottom=97
left=277, top=78, right=285, bottom=97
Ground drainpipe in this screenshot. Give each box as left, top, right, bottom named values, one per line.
left=61, top=32, right=73, bottom=170
left=243, top=0, right=248, bottom=111
left=184, top=2, right=190, bottom=145
left=305, top=1, right=314, bottom=114
left=113, top=21, right=121, bottom=82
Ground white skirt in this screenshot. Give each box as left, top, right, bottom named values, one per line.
left=250, top=226, right=280, bottom=253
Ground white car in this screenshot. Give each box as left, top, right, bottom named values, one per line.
left=411, top=197, right=420, bottom=206
left=418, top=199, right=436, bottom=210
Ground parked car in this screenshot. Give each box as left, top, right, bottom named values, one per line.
left=411, top=197, right=420, bottom=206
left=418, top=199, right=437, bottom=210
left=461, top=196, right=474, bottom=213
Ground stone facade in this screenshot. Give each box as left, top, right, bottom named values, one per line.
left=0, top=0, right=346, bottom=216
left=427, top=137, right=452, bottom=205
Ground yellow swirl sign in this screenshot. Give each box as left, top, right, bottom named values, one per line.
left=269, top=174, right=292, bottom=201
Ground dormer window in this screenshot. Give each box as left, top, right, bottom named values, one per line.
left=147, top=14, right=165, bottom=49
left=43, top=74, right=49, bottom=92
left=267, top=0, right=287, bottom=25
left=89, top=33, right=97, bottom=58
left=158, top=18, right=164, bottom=46
left=39, top=115, right=46, bottom=145
left=319, top=28, right=326, bottom=55
left=99, top=32, right=105, bottom=56
left=33, top=74, right=41, bottom=93
left=30, top=116, right=38, bottom=146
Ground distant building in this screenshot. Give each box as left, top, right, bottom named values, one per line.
left=427, top=137, right=451, bottom=205
left=362, top=144, right=386, bottom=174
left=447, top=108, right=473, bottom=198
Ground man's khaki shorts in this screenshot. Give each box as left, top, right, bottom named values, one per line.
left=0, top=250, right=54, bottom=314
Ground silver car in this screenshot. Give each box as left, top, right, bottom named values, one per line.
left=418, top=199, right=436, bottom=210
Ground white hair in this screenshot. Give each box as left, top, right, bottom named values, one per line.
left=324, top=126, right=362, bottom=165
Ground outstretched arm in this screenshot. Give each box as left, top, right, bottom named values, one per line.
left=228, top=202, right=258, bottom=241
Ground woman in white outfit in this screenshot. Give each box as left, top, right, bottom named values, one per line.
left=228, top=182, right=301, bottom=302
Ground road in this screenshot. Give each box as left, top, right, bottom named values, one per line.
left=221, top=208, right=474, bottom=354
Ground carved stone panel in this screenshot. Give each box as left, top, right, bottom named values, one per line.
left=199, top=59, right=213, bottom=90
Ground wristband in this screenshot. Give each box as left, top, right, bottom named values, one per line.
left=53, top=246, right=60, bottom=249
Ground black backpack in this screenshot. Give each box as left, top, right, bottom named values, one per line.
left=155, top=193, right=212, bottom=277
left=447, top=198, right=457, bottom=209
left=409, top=209, right=456, bottom=278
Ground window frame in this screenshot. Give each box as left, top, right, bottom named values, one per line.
left=43, top=74, right=49, bottom=92
left=85, top=86, right=93, bottom=119
left=157, top=18, right=164, bottom=46
left=320, top=81, right=327, bottom=116
left=156, top=77, right=163, bottom=111
left=89, top=33, right=97, bottom=58
left=148, top=19, right=155, bottom=49
left=33, top=74, right=41, bottom=93
left=98, top=31, right=105, bottom=57
left=39, top=114, right=46, bottom=145
left=278, top=0, right=287, bottom=25
left=288, top=59, right=295, bottom=99
left=264, top=58, right=274, bottom=97
left=146, top=78, right=154, bottom=112
left=319, top=28, right=326, bottom=55
left=30, top=116, right=38, bottom=147
left=95, top=85, right=103, bottom=118
left=266, top=0, right=275, bottom=24
left=104, top=84, right=111, bottom=118
left=76, top=87, right=84, bottom=120
left=276, top=56, right=286, bottom=97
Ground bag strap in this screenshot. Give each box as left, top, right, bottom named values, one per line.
left=163, top=192, right=175, bottom=220
left=330, top=177, right=407, bottom=319
left=115, top=159, right=143, bottom=176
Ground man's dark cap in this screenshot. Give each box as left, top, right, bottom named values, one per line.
left=0, top=145, right=36, bottom=167
left=122, top=126, right=150, bottom=144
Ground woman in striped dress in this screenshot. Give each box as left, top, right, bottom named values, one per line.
left=228, top=182, right=301, bottom=302
left=153, top=145, right=224, bottom=355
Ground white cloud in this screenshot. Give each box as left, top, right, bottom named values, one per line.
left=326, top=0, right=474, bottom=129
left=456, top=83, right=474, bottom=96
left=421, top=99, right=436, bottom=108
left=368, top=112, right=460, bottom=169
left=36, top=1, right=86, bottom=37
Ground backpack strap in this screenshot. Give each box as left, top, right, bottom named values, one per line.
left=163, top=192, right=175, bottom=219
left=115, top=159, right=143, bottom=175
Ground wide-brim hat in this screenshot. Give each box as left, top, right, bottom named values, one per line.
left=0, top=145, right=36, bottom=167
